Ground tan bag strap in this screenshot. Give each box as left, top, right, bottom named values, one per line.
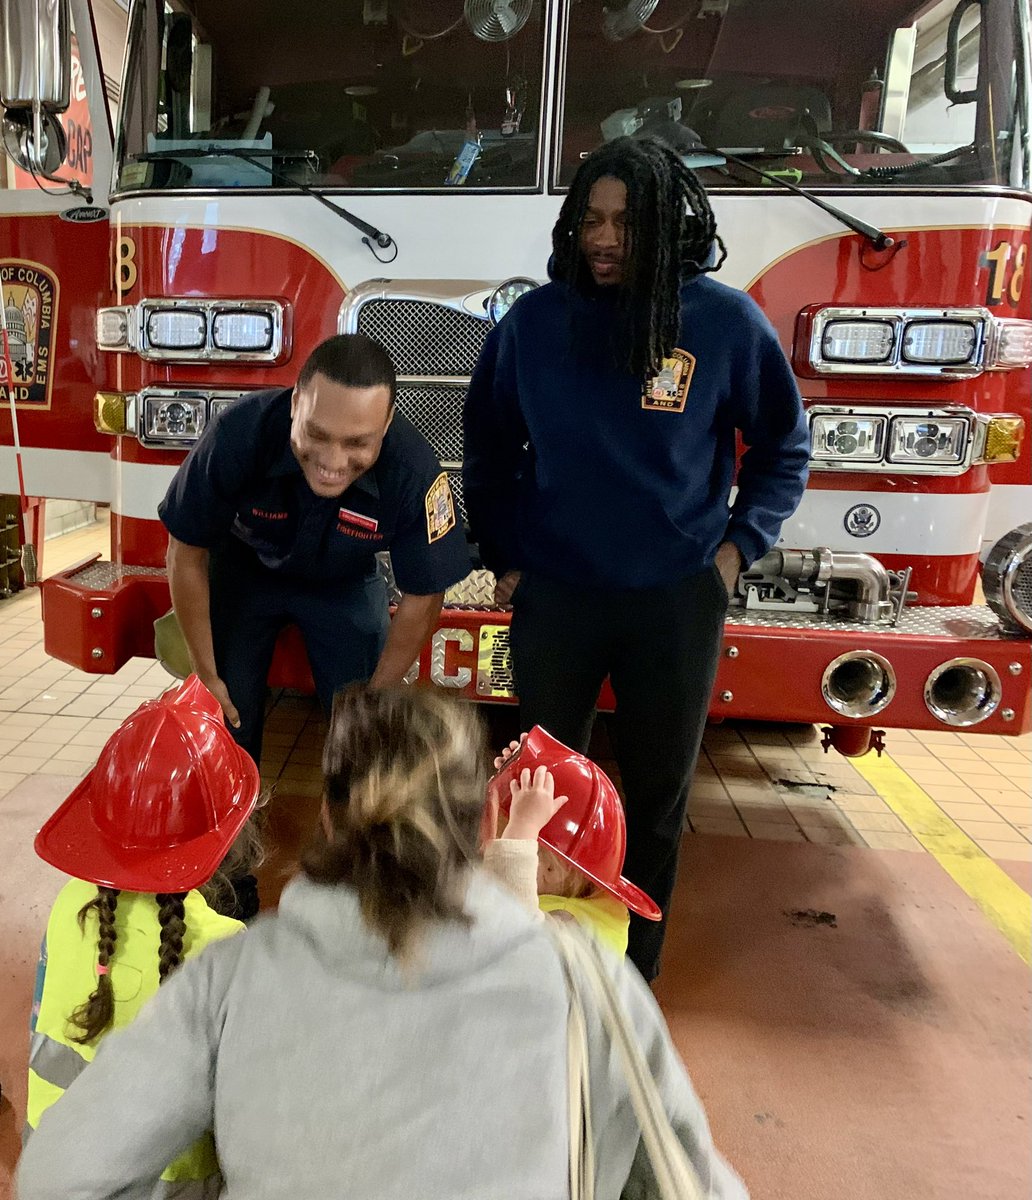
left=553, top=932, right=595, bottom=1200
left=548, top=923, right=709, bottom=1200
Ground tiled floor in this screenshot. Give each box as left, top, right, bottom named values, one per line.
left=1, top=514, right=1030, bottom=865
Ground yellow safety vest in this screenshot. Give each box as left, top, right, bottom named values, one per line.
left=538, top=892, right=630, bottom=956
left=28, top=878, right=243, bottom=1198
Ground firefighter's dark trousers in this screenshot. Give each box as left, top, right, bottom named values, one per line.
left=209, top=539, right=389, bottom=768
left=509, top=566, right=726, bottom=981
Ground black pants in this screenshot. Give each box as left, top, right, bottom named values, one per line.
left=509, top=567, right=726, bottom=981
left=209, top=541, right=389, bottom=766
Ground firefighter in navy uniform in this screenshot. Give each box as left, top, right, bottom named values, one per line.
left=463, top=138, right=810, bottom=982
left=160, top=333, right=470, bottom=775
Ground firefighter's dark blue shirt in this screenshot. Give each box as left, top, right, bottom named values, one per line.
left=463, top=274, right=809, bottom=588
left=159, top=387, right=470, bottom=594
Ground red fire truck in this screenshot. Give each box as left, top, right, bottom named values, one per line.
left=2, top=0, right=1030, bottom=754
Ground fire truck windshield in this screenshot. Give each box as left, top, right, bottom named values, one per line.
left=556, top=0, right=1029, bottom=191
left=114, top=0, right=547, bottom=192
left=113, top=0, right=1028, bottom=196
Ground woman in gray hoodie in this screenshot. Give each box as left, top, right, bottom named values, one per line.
left=17, top=685, right=747, bottom=1200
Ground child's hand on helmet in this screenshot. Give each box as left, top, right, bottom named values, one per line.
left=504, top=766, right=567, bottom=841
left=492, top=732, right=528, bottom=773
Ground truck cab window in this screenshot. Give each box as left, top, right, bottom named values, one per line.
left=554, top=0, right=1028, bottom=190
left=115, top=0, right=546, bottom=192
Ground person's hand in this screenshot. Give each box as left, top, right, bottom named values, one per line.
left=494, top=570, right=522, bottom=606
left=199, top=672, right=241, bottom=729
left=504, top=766, right=568, bottom=841
left=492, top=733, right=528, bottom=772
left=714, top=541, right=743, bottom=599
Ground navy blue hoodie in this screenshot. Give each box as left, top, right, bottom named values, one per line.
left=463, top=272, right=809, bottom=589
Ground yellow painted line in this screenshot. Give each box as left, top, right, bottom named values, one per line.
left=851, top=752, right=1031, bottom=965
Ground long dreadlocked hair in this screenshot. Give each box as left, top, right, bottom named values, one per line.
left=551, top=136, right=727, bottom=378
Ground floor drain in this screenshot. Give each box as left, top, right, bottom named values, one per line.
left=775, top=778, right=836, bottom=798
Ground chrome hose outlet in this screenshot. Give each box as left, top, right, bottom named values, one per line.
left=924, top=658, right=1002, bottom=727
left=741, top=547, right=897, bottom=624
left=983, top=523, right=1032, bottom=635
left=821, top=651, right=897, bottom=718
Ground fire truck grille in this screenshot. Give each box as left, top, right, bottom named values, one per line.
left=447, top=470, right=466, bottom=521
left=1013, top=559, right=1032, bottom=616
left=356, top=300, right=489, bottom=375
left=395, top=384, right=465, bottom=464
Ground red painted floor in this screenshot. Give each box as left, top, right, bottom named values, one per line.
left=3, top=772, right=1029, bottom=1199
left=656, top=836, right=1031, bottom=1200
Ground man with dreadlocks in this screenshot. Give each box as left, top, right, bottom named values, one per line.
left=463, top=136, right=809, bottom=981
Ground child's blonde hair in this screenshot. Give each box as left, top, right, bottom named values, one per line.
left=495, top=808, right=599, bottom=901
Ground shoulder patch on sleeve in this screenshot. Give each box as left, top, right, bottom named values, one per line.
left=425, top=472, right=457, bottom=544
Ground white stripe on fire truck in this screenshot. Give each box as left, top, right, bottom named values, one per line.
left=983, top=484, right=1032, bottom=557
left=106, top=467, right=1000, bottom=554
left=114, top=461, right=180, bottom=519
left=0, top=448, right=111, bottom=503
left=776, top=488, right=990, bottom=557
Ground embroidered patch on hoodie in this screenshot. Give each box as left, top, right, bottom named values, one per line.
left=642, top=349, right=696, bottom=413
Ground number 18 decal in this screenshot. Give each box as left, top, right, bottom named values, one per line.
left=981, top=240, right=1027, bottom=308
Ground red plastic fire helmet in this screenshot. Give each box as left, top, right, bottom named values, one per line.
left=491, top=726, right=661, bottom=921
left=35, top=675, right=260, bottom=894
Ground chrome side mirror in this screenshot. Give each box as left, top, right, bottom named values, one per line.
left=1, top=0, right=72, bottom=113
left=0, top=0, right=92, bottom=199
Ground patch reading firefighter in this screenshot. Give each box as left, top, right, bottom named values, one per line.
left=337, top=507, right=381, bottom=540
left=0, top=261, right=59, bottom=409
left=641, top=348, right=695, bottom=412
left=425, top=472, right=456, bottom=543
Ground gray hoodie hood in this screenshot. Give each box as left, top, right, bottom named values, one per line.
left=274, top=871, right=543, bottom=988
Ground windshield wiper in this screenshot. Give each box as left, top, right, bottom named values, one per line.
left=132, top=146, right=398, bottom=262
left=703, top=144, right=898, bottom=252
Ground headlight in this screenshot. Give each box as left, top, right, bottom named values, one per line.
left=821, top=320, right=895, bottom=363
left=985, top=319, right=1032, bottom=369
left=141, top=395, right=207, bottom=445
left=810, top=414, right=886, bottom=461
left=901, top=320, right=978, bottom=365
left=145, top=308, right=207, bottom=351
left=804, top=306, right=993, bottom=377
left=887, top=416, right=967, bottom=464
left=96, top=307, right=135, bottom=351
left=488, top=278, right=536, bottom=325
left=208, top=395, right=243, bottom=420
left=212, top=308, right=275, bottom=352
left=130, top=299, right=285, bottom=361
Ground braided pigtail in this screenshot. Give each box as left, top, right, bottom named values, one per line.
left=69, top=887, right=120, bottom=1044
left=155, top=893, right=187, bottom=983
